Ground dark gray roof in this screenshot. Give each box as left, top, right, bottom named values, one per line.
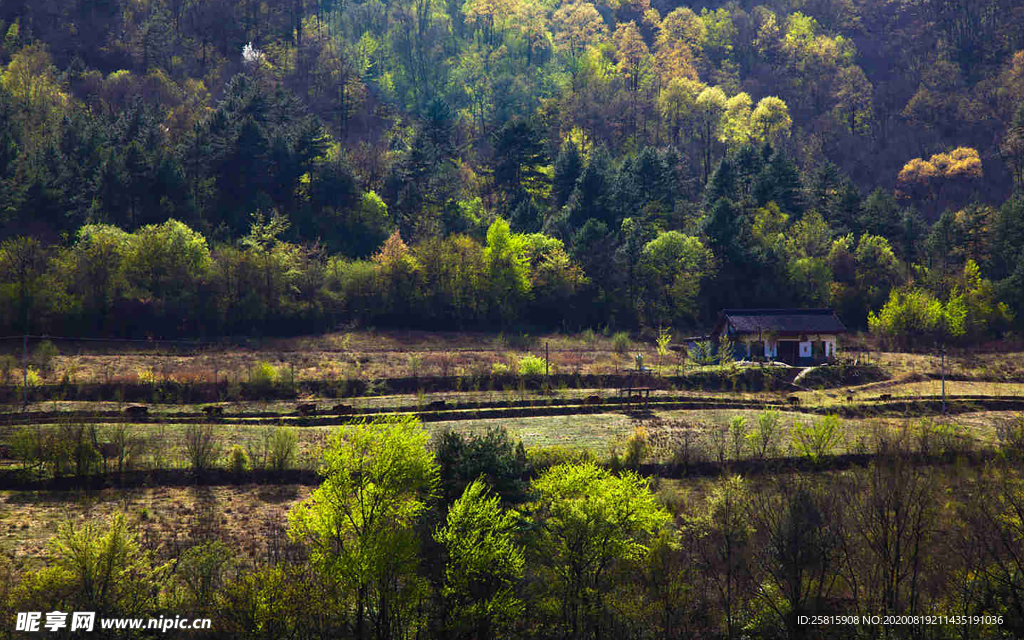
left=715, top=309, right=847, bottom=336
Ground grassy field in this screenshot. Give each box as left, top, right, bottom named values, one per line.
left=2, top=331, right=1024, bottom=575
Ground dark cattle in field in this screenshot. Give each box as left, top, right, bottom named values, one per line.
left=786, top=396, right=801, bottom=406
left=846, top=393, right=854, bottom=403
left=125, top=405, right=149, bottom=418
left=296, top=403, right=317, bottom=416
left=202, top=406, right=224, bottom=417
left=427, top=400, right=447, bottom=411
left=584, top=395, right=603, bottom=405
left=332, top=404, right=354, bottom=414
left=879, top=394, right=892, bottom=401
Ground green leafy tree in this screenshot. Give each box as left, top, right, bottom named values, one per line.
left=124, top=218, right=211, bottom=329
left=0, top=236, right=68, bottom=333
left=868, top=288, right=967, bottom=350
left=750, top=96, right=792, bottom=146
left=530, top=461, right=670, bottom=640
left=551, top=2, right=608, bottom=92
left=68, top=224, right=132, bottom=332
left=287, top=415, right=439, bottom=640
left=641, top=231, right=712, bottom=326
left=484, top=218, right=531, bottom=324
left=435, top=479, right=525, bottom=640
left=695, top=86, right=727, bottom=182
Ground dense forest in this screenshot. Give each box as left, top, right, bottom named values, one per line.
left=0, top=0, right=1023, bottom=339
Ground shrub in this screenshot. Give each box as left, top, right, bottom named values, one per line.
left=996, top=415, right=1024, bottom=459
left=228, top=446, right=250, bottom=475
left=491, top=362, right=511, bottom=376
left=46, top=512, right=166, bottom=616
left=136, top=367, right=157, bottom=385
left=729, top=416, right=748, bottom=460
left=527, top=446, right=595, bottom=475
left=269, top=427, right=298, bottom=473
left=175, top=540, right=235, bottom=613
left=250, top=361, right=279, bottom=389
left=247, top=426, right=274, bottom=470
left=0, top=354, right=16, bottom=383
left=688, top=340, right=716, bottom=367
left=915, top=419, right=972, bottom=457
left=61, top=423, right=101, bottom=478
left=185, top=424, right=221, bottom=473
left=717, top=334, right=737, bottom=368
left=612, top=332, right=631, bottom=354
left=33, top=340, right=59, bottom=373
left=747, top=409, right=782, bottom=459
left=24, top=367, right=41, bottom=387
left=518, top=354, right=546, bottom=377
left=792, top=414, right=844, bottom=462
left=104, top=423, right=141, bottom=474
left=497, top=332, right=536, bottom=351
left=581, top=329, right=597, bottom=347
left=623, top=424, right=649, bottom=468
left=12, top=425, right=49, bottom=474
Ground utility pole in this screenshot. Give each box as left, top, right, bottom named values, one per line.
left=545, top=341, right=549, bottom=393
left=22, top=334, right=27, bottom=411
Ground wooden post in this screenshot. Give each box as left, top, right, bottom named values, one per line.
left=941, top=345, right=946, bottom=415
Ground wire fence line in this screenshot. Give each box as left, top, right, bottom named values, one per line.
left=0, top=334, right=640, bottom=355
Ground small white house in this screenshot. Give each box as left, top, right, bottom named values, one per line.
left=710, top=309, right=847, bottom=365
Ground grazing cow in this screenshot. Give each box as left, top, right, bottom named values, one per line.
left=879, top=394, right=892, bottom=401
left=584, top=395, right=603, bottom=405
left=296, top=403, right=317, bottom=416
left=786, top=396, right=801, bottom=406
left=427, top=400, right=447, bottom=411
left=332, top=404, right=354, bottom=414
left=124, top=405, right=149, bottom=418
left=202, top=406, right=224, bottom=417
left=846, top=393, right=854, bottom=403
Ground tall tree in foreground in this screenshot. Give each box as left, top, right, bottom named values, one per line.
left=287, top=416, right=439, bottom=640
left=435, top=479, right=525, bottom=640
left=530, top=461, right=670, bottom=640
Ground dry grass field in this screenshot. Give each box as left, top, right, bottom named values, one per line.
left=6, top=330, right=694, bottom=387
left=0, top=484, right=307, bottom=572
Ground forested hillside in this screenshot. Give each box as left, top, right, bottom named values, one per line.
left=1, top=0, right=1023, bottom=338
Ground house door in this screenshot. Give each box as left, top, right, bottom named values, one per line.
left=777, top=341, right=798, bottom=365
